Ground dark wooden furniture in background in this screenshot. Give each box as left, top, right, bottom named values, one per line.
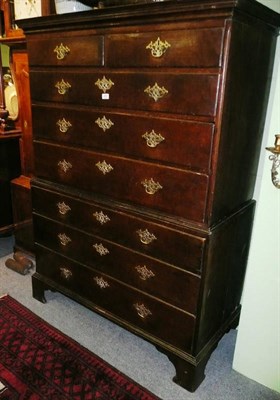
left=20, top=0, right=280, bottom=392
left=0, top=0, right=35, bottom=250
left=9, top=49, right=34, bottom=254
left=0, top=132, right=20, bottom=234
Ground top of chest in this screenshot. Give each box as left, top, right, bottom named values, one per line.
left=19, top=0, right=280, bottom=37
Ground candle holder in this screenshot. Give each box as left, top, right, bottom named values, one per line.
left=266, top=134, right=280, bottom=189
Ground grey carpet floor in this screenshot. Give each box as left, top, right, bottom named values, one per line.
left=0, top=236, right=279, bottom=400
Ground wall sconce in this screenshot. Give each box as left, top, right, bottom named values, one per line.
left=266, top=134, right=280, bottom=189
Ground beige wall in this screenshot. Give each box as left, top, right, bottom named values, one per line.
left=233, top=0, right=280, bottom=393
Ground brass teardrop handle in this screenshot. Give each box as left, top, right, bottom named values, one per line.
left=141, top=178, right=163, bottom=195
left=95, top=116, right=114, bottom=132
left=135, top=265, right=155, bottom=281
left=93, top=243, right=109, bottom=256
left=93, top=211, right=111, bottom=225
left=136, top=229, right=157, bottom=245
left=57, top=201, right=71, bottom=215
left=58, top=233, right=72, bottom=246
left=144, top=82, right=168, bottom=102
left=95, top=160, right=114, bottom=175
left=94, top=276, right=110, bottom=289
left=95, top=76, right=114, bottom=93
left=60, top=267, right=72, bottom=280
left=57, top=118, right=72, bottom=133
left=55, top=79, right=71, bottom=95
left=142, top=130, right=165, bottom=148
left=54, top=43, right=70, bottom=60
left=146, top=37, right=171, bottom=58
left=133, top=303, right=152, bottom=319
left=58, top=159, right=72, bottom=173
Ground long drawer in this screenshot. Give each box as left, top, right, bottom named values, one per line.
left=36, top=245, right=196, bottom=353
left=34, top=141, right=209, bottom=222
left=32, top=184, right=206, bottom=274
left=33, top=214, right=201, bottom=314
left=105, top=28, right=224, bottom=67
left=30, top=70, right=219, bottom=117
left=32, top=104, right=214, bottom=173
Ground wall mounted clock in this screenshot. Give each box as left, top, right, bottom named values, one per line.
left=14, top=0, right=42, bottom=20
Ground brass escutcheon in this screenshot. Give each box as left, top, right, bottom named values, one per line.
left=94, top=276, right=110, bottom=289
left=93, top=243, right=109, bottom=256
left=141, top=178, right=163, bottom=195
left=133, top=303, right=152, bottom=319
left=58, top=233, right=72, bottom=246
left=95, top=76, right=114, bottom=93
left=55, top=79, right=71, bottom=95
left=58, top=159, right=72, bottom=173
left=136, top=228, right=157, bottom=245
left=96, top=160, right=114, bottom=175
left=95, top=116, right=114, bottom=132
left=57, top=118, right=72, bottom=133
left=144, top=82, right=168, bottom=102
left=146, top=37, right=171, bottom=58
left=57, top=201, right=71, bottom=215
left=54, top=43, right=70, bottom=60
left=142, top=129, right=165, bottom=148
left=60, top=267, right=72, bottom=280
left=135, top=265, right=155, bottom=281
left=93, top=211, right=111, bottom=225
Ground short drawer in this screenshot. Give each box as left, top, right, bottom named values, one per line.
left=27, top=35, right=104, bottom=66
left=30, top=70, right=219, bottom=117
left=36, top=245, right=196, bottom=353
left=105, top=28, right=224, bottom=67
left=33, top=215, right=201, bottom=314
left=32, top=104, right=214, bottom=173
left=32, top=184, right=206, bottom=273
left=34, top=141, right=209, bottom=223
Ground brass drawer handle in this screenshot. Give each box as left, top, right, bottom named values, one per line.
left=133, top=302, right=152, bottom=319
left=57, top=201, right=71, bottom=215
left=144, top=82, right=168, bottom=102
left=60, top=267, right=72, bottom=280
left=93, top=243, right=109, bottom=256
left=55, top=79, right=71, bottom=95
left=54, top=43, right=70, bottom=60
left=94, top=276, right=110, bottom=289
left=58, top=233, right=72, bottom=246
left=142, top=130, right=165, bottom=148
left=146, top=37, right=171, bottom=58
left=96, top=160, right=114, bottom=175
left=141, top=178, right=162, bottom=195
left=57, top=118, right=72, bottom=133
left=135, top=265, right=155, bottom=281
left=58, top=159, right=72, bottom=173
left=136, top=229, right=157, bottom=245
left=95, top=76, right=114, bottom=93
left=93, top=211, right=111, bottom=225
left=95, top=116, right=114, bottom=132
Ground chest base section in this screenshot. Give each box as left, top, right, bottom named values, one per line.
left=31, top=198, right=255, bottom=392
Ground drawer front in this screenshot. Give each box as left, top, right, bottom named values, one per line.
left=32, top=185, right=205, bottom=273
left=30, top=70, right=219, bottom=117
left=105, top=28, right=224, bottom=67
left=27, top=35, right=104, bottom=66
left=34, top=141, right=209, bottom=222
left=36, top=245, right=196, bottom=353
left=33, top=215, right=201, bottom=314
left=32, top=104, right=214, bottom=173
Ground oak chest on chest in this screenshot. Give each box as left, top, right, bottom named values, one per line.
left=20, top=0, right=280, bottom=392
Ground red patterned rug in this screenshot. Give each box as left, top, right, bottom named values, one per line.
left=0, top=295, right=161, bottom=400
